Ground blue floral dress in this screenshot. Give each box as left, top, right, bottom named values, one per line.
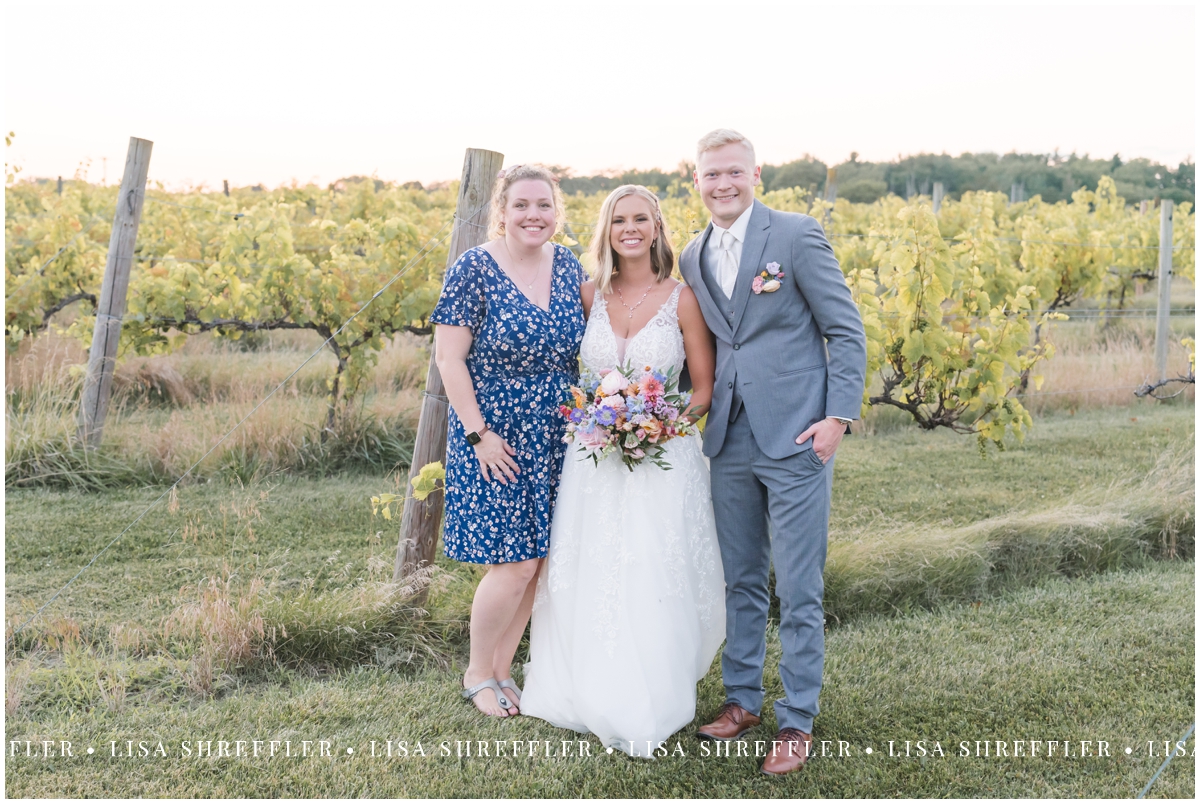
left=429, top=244, right=585, bottom=564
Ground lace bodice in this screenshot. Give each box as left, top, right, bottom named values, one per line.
left=580, top=283, right=686, bottom=375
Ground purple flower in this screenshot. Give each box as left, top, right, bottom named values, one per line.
left=569, top=408, right=585, bottom=423
left=595, top=407, right=617, bottom=426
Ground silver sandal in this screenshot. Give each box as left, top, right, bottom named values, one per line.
left=461, top=677, right=512, bottom=712
left=497, top=678, right=522, bottom=709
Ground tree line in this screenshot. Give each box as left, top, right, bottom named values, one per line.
left=552, top=151, right=1194, bottom=205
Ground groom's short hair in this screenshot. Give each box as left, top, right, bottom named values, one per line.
left=696, top=129, right=756, bottom=166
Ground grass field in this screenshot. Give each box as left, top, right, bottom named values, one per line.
left=5, top=405, right=1193, bottom=629
left=5, top=562, right=1193, bottom=798
left=5, top=404, right=1195, bottom=797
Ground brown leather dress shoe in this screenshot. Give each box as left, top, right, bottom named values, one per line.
left=697, top=702, right=761, bottom=741
left=760, top=728, right=813, bottom=775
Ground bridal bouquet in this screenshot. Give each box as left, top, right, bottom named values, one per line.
left=559, top=365, right=698, bottom=471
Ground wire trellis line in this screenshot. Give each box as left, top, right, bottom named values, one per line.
left=1137, top=723, right=1194, bottom=798
left=146, top=195, right=245, bottom=219
left=826, top=232, right=1194, bottom=250
left=4, top=200, right=486, bottom=650
left=1023, top=384, right=1142, bottom=396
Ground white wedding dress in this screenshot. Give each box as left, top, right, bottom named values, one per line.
left=520, top=283, right=726, bottom=758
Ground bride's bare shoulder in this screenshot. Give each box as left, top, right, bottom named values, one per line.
left=676, top=284, right=706, bottom=324
left=581, top=279, right=596, bottom=319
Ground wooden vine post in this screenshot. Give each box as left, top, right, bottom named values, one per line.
left=77, top=136, right=153, bottom=447
left=1154, top=200, right=1173, bottom=383
left=394, top=147, right=504, bottom=584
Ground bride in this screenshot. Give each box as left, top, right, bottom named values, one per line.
left=519, top=185, right=726, bottom=757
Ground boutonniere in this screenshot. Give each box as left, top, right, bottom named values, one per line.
left=752, top=262, right=784, bottom=294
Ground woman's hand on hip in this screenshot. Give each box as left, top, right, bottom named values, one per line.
left=473, top=431, right=521, bottom=483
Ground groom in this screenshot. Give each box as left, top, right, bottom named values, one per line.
left=679, top=129, right=867, bottom=776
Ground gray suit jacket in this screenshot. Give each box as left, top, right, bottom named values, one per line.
left=679, top=200, right=867, bottom=460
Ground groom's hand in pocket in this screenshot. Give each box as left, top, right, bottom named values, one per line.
left=795, top=417, right=846, bottom=464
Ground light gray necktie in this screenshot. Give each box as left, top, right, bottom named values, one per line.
left=717, top=229, right=739, bottom=299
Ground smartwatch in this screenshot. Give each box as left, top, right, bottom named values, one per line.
left=466, top=424, right=489, bottom=446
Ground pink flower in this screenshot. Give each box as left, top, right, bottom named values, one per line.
left=600, top=370, right=630, bottom=396
left=751, top=276, right=765, bottom=294
left=579, top=427, right=610, bottom=449
left=640, top=376, right=664, bottom=400
left=599, top=393, right=625, bottom=411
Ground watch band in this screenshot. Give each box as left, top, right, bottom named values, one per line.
left=829, top=416, right=852, bottom=435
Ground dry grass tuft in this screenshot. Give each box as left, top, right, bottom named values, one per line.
left=153, top=555, right=455, bottom=693
left=96, top=668, right=129, bottom=712
left=824, top=443, right=1194, bottom=621
left=4, top=334, right=87, bottom=396
left=5, top=658, right=36, bottom=717
left=113, top=358, right=195, bottom=406
left=371, top=333, right=430, bottom=395
left=6, top=331, right=425, bottom=488
left=1027, top=318, right=1194, bottom=411
left=161, top=568, right=267, bottom=694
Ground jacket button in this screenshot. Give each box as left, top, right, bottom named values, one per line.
left=727, top=382, right=734, bottom=389
left=733, top=343, right=740, bottom=350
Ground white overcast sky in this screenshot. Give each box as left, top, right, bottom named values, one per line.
left=4, top=1, right=1196, bottom=189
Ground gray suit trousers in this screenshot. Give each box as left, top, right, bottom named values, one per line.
left=709, top=407, right=833, bottom=733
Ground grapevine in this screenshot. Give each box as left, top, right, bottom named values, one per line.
left=6, top=175, right=1193, bottom=445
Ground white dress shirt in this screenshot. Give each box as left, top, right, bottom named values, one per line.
left=706, top=204, right=755, bottom=298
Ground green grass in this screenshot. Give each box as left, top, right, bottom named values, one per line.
left=6, top=405, right=1193, bottom=627
left=5, top=562, right=1193, bottom=797
left=5, top=404, right=1194, bottom=796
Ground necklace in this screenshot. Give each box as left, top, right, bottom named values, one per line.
left=613, top=278, right=656, bottom=320
left=501, top=240, right=547, bottom=292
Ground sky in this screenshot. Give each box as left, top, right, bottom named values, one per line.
left=4, top=1, right=1196, bottom=190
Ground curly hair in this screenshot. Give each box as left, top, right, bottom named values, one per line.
left=487, top=164, right=565, bottom=240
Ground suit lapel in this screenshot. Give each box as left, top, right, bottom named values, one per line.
left=730, top=201, right=771, bottom=335
left=685, top=223, right=731, bottom=337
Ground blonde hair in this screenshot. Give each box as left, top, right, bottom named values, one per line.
left=487, top=163, right=565, bottom=239
left=589, top=185, right=675, bottom=294
left=696, top=128, right=757, bottom=166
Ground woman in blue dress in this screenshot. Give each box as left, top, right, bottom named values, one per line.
left=430, top=164, right=585, bottom=717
